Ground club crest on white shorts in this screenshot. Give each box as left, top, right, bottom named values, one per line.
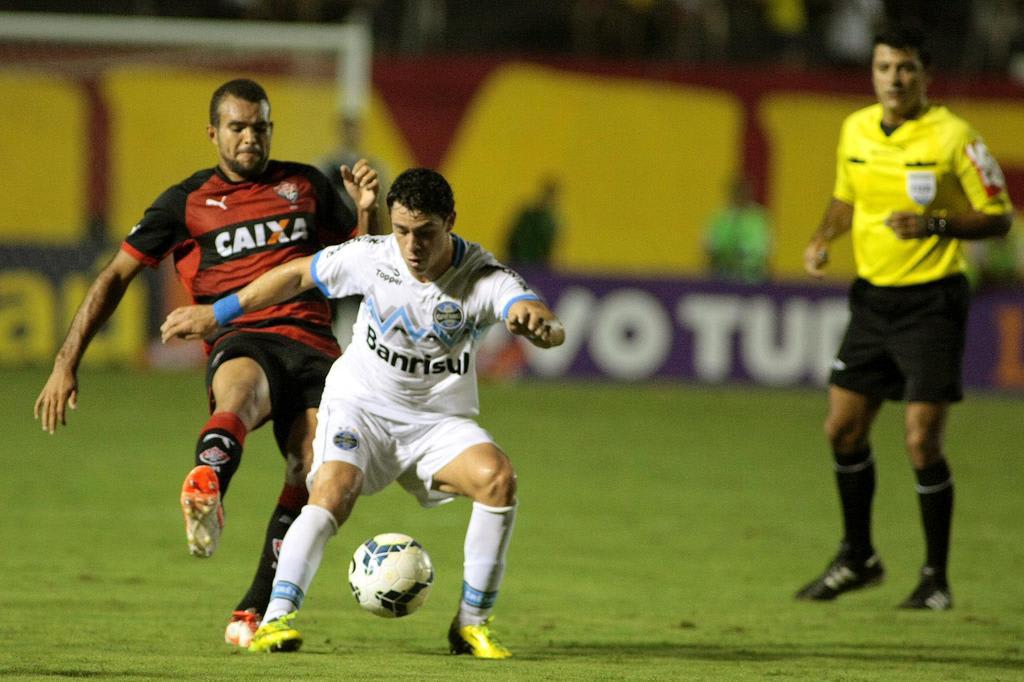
left=333, top=429, right=359, bottom=450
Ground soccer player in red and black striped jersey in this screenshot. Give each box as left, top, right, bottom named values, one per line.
left=34, top=79, right=379, bottom=646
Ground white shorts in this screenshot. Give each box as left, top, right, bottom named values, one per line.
left=310, top=397, right=495, bottom=507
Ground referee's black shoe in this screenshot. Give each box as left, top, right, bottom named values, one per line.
left=899, top=567, right=952, bottom=611
left=795, top=545, right=885, bottom=601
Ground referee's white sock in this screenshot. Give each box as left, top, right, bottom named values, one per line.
left=458, top=501, right=517, bottom=626
left=262, top=504, right=338, bottom=624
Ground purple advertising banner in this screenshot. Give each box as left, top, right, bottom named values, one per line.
left=505, top=269, right=1024, bottom=393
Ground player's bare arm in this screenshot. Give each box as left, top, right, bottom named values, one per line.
left=160, top=255, right=317, bottom=342
left=804, top=199, right=854, bottom=278
left=341, top=158, right=380, bottom=235
left=505, top=299, right=565, bottom=348
left=884, top=209, right=1012, bottom=240
left=34, top=250, right=145, bottom=433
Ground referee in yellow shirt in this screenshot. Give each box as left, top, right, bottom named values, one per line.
left=796, top=25, right=1013, bottom=610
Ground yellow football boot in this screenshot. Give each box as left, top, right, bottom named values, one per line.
left=248, top=612, right=303, bottom=653
left=448, top=616, right=512, bottom=659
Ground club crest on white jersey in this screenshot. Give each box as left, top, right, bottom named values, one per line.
left=433, top=301, right=464, bottom=330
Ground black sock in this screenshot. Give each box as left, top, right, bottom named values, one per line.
left=914, top=458, right=953, bottom=583
left=833, top=448, right=876, bottom=562
left=234, top=485, right=308, bottom=614
left=194, top=412, right=247, bottom=496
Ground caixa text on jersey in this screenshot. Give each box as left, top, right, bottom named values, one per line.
left=210, top=217, right=310, bottom=259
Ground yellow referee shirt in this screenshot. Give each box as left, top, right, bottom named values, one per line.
left=833, top=103, right=1013, bottom=286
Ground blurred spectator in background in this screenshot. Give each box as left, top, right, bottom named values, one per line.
left=670, top=0, right=729, bottom=62
left=967, top=217, right=1024, bottom=290
left=318, top=112, right=390, bottom=349
left=505, top=177, right=562, bottom=268
left=964, top=0, right=1024, bottom=73
left=13, top=1, right=1024, bottom=77
left=319, top=113, right=390, bottom=235
left=704, top=176, right=772, bottom=283
left=396, top=0, right=446, bottom=53
left=762, top=0, right=810, bottom=66
left=822, top=0, right=886, bottom=67
left=883, top=1, right=973, bottom=70
left=221, top=0, right=356, bottom=22
left=571, top=0, right=685, bottom=59
left=484, top=176, right=562, bottom=381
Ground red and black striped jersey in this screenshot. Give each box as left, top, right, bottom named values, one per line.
left=122, top=160, right=356, bottom=357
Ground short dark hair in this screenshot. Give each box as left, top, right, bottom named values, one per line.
left=873, top=25, right=931, bottom=68
left=386, top=168, right=455, bottom=218
left=209, top=79, right=270, bottom=126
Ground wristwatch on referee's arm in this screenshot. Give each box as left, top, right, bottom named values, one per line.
left=925, top=216, right=948, bottom=236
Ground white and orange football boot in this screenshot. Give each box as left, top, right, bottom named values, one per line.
left=180, top=464, right=223, bottom=558
left=225, top=609, right=261, bottom=648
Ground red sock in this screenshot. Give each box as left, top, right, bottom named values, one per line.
left=195, top=412, right=248, bottom=496
left=278, top=483, right=309, bottom=513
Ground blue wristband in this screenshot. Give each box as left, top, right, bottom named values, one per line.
left=212, top=294, right=243, bottom=325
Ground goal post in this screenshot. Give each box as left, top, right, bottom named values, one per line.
left=0, top=11, right=372, bottom=117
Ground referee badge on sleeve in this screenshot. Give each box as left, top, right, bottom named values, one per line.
left=906, top=171, right=936, bottom=207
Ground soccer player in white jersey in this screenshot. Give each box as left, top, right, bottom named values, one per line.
left=162, top=168, right=565, bottom=659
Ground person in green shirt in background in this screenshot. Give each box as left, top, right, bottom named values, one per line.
left=966, top=217, right=1024, bottom=290
left=505, top=177, right=561, bottom=267
left=704, top=176, right=773, bottom=283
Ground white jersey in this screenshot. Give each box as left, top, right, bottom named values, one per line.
left=310, top=233, right=539, bottom=422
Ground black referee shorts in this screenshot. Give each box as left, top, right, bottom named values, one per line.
left=829, top=274, right=969, bottom=403
left=206, top=331, right=337, bottom=454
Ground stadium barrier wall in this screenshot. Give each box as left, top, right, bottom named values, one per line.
left=507, top=268, right=1024, bottom=392
left=1, top=54, right=1022, bottom=383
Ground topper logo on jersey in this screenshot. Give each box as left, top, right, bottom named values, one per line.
left=376, top=266, right=402, bottom=285
left=212, top=217, right=310, bottom=258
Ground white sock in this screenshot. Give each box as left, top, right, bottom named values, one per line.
left=458, top=501, right=517, bottom=626
left=262, top=504, right=338, bottom=624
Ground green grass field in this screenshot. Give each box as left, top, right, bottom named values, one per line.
left=2, top=368, right=1022, bottom=680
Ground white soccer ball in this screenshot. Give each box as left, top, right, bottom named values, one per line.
left=348, top=532, right=434, bottom=618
